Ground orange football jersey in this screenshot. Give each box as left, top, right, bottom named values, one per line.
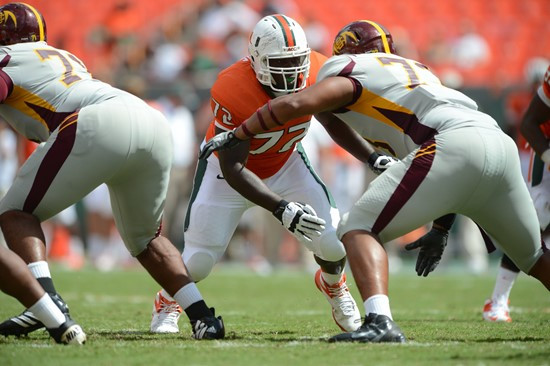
left=206, top=51, right=327, bottom=179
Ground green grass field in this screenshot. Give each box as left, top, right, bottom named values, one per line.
left=0, top=263, right=548, bottom=366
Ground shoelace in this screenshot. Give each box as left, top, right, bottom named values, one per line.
left=159, top=301, right=182, bottom=320
left=325, top=282, right=357, bottom=316
left=324, top=280, right=349, bottom=298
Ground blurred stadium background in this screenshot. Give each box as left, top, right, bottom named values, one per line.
left=1, top=0, right=549, bottom=274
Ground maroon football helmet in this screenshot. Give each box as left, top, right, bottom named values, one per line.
left=332, top=20, right=395, bottom=56
left=0, top=2, right=47, bottom=46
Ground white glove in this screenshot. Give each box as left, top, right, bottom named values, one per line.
left=368, top=152, right=399, bottom=174
left=272, top=200, right=326, bottom=242
left=199, top=131, right=243, bottom=160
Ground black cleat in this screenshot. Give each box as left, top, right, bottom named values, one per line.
left=0, top=310, right=44, bottom=337
left=328, top=313, right=406, bottom=343
left=190, top=308, right=225, bottom=340
left=49, top=293, right=70, bottom=314
left=0, top=293, right=69, bottom=337
left=47, top=316, right=86, bottom=345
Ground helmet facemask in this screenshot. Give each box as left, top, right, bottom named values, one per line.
left=257, top=49, right=310, bottom=95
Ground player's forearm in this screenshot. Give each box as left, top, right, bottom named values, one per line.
left=318, top=112, right=375, bottom=163
left=233, top=77, right=355, bottom=140
left=521, top=118, right=548, bottom=157
left=218, top=139, right=282, bottom=211
left=520, top=95, right=550, bottom=159
left=233, top=96, right=298, bottom=140
left=222, top=166, right=282, bottom=212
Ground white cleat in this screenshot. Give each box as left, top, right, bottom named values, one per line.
left=47, top=317, right=86, bottom=345
left=150, top=290, right=182, bottom=333
left=483, top=299, right=512, bottom=322
left=314, top=269, right=362, bottom=331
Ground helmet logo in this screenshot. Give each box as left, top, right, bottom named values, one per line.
left=333, top=31, right=357, bottom=54
left=0, top=10, right=17, bottom=27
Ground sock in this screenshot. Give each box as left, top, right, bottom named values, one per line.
left=492, top=267, right=518, bottom=305
left=28, top=293, right=66, bottom=329
left=321, top=271, right=343, bottom=286
left=364, top=294, right=393, bottom=320
left=28, top=261, right=57, bottom=293
left=160, top=288, right=175, bottom=301
left=173, top=283, right=211, bottom=321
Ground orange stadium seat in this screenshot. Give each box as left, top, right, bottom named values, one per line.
left=291, top=0, right=550, bottom=87
left=27, top=0, right=550, bottom=88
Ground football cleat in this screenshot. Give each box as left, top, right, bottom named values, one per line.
left=190, top=308, right=225, bottom=340
left=328, top=313, right=406, bottom=343
left=0, top=310, right=44, bottom=337
left=150, top=290, right=182, bottom=333
left=0, top=293, right=69, bottom=337
left=482, top=299, right=512, bottom=322
left=47, top=316, right=86, bottom=345
left=314, top=269, right=362, bottom=331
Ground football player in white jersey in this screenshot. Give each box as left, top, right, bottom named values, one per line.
left=483, top=63, right=550, bottom=323
left=200, top=20, right=550, bottom=343
left=0, top=3, right=223, bottom=341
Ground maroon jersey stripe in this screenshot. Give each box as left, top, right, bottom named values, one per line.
left=23, top=113, right=78, bottom=213
left=372, top=137, right=436, bottom=234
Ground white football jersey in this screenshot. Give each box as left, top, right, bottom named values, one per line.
left=0, top=41, right=128, bottom=142
left=318, top=53, right=500, bottom=158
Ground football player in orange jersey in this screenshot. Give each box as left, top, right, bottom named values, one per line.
left=201, top=20, right=550, bottom=343
left=483, top=63, right=550, bottom=322
left=150, top=14, right=399, bottom=334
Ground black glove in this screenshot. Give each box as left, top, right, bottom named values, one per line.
left=199, top=131, right=243, bottom=160
left=367, top=152, right=398, bottom=174
left=404, top=227, right=449, bottom=277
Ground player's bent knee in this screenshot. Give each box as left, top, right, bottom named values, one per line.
left=316, top=230, right=346, bottom=262
left=183, top=249, right=217, bottom=282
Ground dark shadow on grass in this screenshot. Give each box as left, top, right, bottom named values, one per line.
left=95, top=330, right=173, bottom=341
left=94, top=330, right=249, bottom=341
left=0, top=333, right=49, bottom=343
left=406, top=336, right=547, bottom=343
left=405, top=319, right=482, bottom=323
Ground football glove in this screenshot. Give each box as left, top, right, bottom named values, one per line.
left=404, top=227, right=449, bottom=277
left=199, top=131, right=243, bottom=160
left=272, top=200, right=326, bottom=243
left=367, top=153, right=398, bottom=174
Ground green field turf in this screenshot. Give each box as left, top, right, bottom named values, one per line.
left=0, top=263, right=548, bottom=366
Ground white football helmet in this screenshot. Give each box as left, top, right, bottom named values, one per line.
left=248, top=14, right=311, bottom=95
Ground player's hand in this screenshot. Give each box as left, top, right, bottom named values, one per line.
left=404, top=227, right=449, bottom=277
left=199, top=131, right=243, bottom=160
left=367, top=153, right=398, bottom=174
left=272, top=200, right=326, bottom=242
